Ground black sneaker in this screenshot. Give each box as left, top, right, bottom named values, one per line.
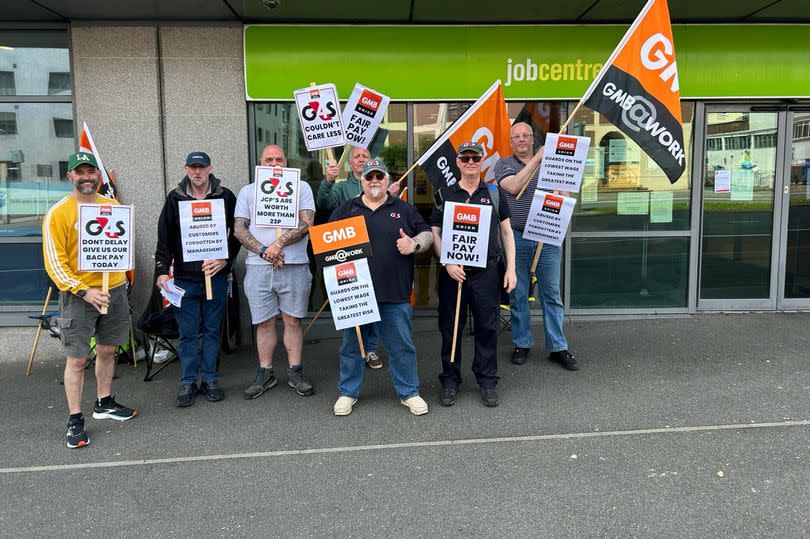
left=480, top=388, right=499, bottom=407
left=200, top=380, right=225, bottom=402
left=549, top=350, right=579, bottom=371
left=243, top=367, right=277, bottom=400
left=511, top=347, right=530, bottom=365
left=66, top=419, right=89, bottom=449
left=92, top=396, right=137, bottom=421
left=438, top=386, right=457, bottom=407
left=287, top=365, right=314, bottom=396
left=176, top=382, right=198, bottom=407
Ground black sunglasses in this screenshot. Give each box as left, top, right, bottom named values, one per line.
left=364, top=172, right=386, bottom=181
left=458, top=155, right=482, bottom=163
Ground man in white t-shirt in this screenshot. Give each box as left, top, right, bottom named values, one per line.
left=235, top=144, right=316, bottom=399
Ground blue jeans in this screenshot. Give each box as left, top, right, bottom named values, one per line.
left=173, top=275, right=227, bottom=384
left=338, top=303, right=420, bottom=400
left=509, top=230, right=568, bottom=352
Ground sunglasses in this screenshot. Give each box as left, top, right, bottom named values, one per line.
left=458, top=155, right=483, bottom=163
left=364, top=172, right=386, bottom=181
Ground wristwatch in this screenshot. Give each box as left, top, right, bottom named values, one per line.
left=76, top=289, right=87, bottom=299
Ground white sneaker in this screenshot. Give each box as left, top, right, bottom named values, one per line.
left=400, top=395, right=428, bottom=416
left=334, top=396, right=358, bottom=416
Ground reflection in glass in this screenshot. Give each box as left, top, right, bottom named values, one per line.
left=700, top=112, right=777, bottom=299
left=785, top=112, right=810, bottom=298
left=0, top=30, right=71, bottom=96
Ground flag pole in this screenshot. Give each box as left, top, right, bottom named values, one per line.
left=26, top=287, right=53, bottom=375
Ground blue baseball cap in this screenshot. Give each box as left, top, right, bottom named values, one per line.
left=185, top=151, right=211, bottom=166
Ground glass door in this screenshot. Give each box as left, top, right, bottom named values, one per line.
left=698, top=107, right=786, bottom=309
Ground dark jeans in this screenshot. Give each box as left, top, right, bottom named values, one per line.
left=173, top=275, right=227, bottom=385
left=437, top=261, right=500, bottom=390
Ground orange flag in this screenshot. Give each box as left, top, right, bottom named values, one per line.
left=79, top=122, right=119, bottom=199
left=581, top=0, right=684, bottom=183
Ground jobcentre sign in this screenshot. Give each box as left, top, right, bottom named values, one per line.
left=244, top=25, right=810, bottom=100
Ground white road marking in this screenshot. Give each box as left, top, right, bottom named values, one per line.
left=2, top=420, right=807, bottom=475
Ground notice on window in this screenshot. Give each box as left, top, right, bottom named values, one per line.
left=523, top=191, right=576, bottom=247
left=714, top=170, right=731, bottom=194
left=179, top=199, right=229, bottom=262
left=609, top=139, right=640, bottom=163
left=730, top=170, right=754, bottom=201
left=253, top=166, right=300, bottom=228
left=617, top=192, right=649, bottom=215
left=581, top=179, right=598, bottom=204
left=649, top=191, right=673, bottom=224
left=535, top=133, right=591, bottom=193
left=440, top=202, right=492, bottom=268
left=324, top=258, right=381, bottom=331
left=78, top=204, right=133, bottom=272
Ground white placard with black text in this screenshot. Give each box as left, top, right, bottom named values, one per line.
left=178, top=198, right=229, bottom=262
left=341, top=83, right=390, bottom=149
left=78, top=203, right=133, bottom=272
left=324, top=258, right=381, bottom=331
left=523, top=191, right=576, bottom=247
left=293, top=83, right=346, bottom=151
left=253, top=166, right=300, bottom=228
left=536, top=133, right=591, bottom=193
left=440, top=202, right=492, bottom=269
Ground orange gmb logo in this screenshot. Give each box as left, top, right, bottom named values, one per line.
left=192, top=201, right=212, bottom=221
left=452, top=205, right=481, bottom=232
left=356, top=89, right=382, bottom=118
left=542, top=195, right=563, bottom=215
left=335, top=262, right=358, bottom=286
left=555, top=136, right=578, bottom=156
left=310, top=216, right=369, bottom=254
left=99, top=205, right=113, bottom=215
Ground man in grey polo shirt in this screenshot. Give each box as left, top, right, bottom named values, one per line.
left=235, top=144, right=315, bottom=399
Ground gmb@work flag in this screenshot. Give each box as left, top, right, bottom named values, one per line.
left=581, top=0, right=685, bottom=183
left=416, top=80, right=511, bottom=189
left=79, top=122, right=118, bottom=200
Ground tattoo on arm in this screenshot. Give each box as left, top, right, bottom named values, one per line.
left=276, top=209, right=314, bottom=247
left=234, top=217, right=264, bottom=254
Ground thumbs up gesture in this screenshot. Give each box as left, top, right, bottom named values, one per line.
left=396, top=227, right=417, bottom=255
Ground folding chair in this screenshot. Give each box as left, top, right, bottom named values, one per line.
left=137, top=287, right=180, bottom=382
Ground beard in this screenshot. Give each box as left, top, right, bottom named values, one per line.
left=75, top=179, right=99, bottom=195
left=368, top=185, right=384, bottom=199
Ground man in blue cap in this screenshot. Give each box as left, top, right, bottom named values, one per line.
left=155, top=151, right=240, bottom=407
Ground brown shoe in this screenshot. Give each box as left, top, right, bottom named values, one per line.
left=365, top=351, right=383, bottom=369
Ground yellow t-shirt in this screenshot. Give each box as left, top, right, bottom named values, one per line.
left=42, top=195, right=127, bottom=293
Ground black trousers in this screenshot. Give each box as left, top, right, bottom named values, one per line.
left=437, top=261, right=500, bottom=390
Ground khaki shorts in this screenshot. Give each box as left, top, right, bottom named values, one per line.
left=58, top=284, right=129, bottom=358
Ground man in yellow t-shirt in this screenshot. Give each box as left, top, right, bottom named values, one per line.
left=43, top=151, right=137, bottom=449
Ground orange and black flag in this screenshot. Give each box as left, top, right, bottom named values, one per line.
left=581, top=0, right=685, bottom=183
left=417, top=80, right=511, bottom=189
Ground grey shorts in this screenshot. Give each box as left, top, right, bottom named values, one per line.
left=244, top=263, right=312, bottom=323
left=58, top=284, right=130, bottom=358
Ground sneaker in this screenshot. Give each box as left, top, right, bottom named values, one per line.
left=66, top=419, right=89, bottom=448
left=549, top=350, right=579, bottom=371
left=92, top=396, right=137, bottom=421
left=200, top=380, right=225, bottom=402
left=176, top=382, right=198, bottom=407
left=438, top=386, right=457, bottom=407
left=243, top=367, right=277, bottom=400
left=365, top=351, right=383, bottom=369
left=333, top=395, right=358, bottom=416
left=480, top=388, right=499, bottom=407
left=287, top=365, right=314, bottom=396
left=511, top=347, right=530, bottom=365
left=401, top=395, right=429, bottom=416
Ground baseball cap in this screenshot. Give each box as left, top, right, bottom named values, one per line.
left=67, top=152, right=99, bottom=171
left=457, top=142, right=484, bottom=156
left=185, top=151, right=211, bottom=166
left=361, top=159, right=388, bottom=178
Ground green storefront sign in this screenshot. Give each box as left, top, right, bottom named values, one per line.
left=244, top=25, right=810, bottom=101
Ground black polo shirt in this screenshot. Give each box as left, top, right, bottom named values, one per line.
left=431, top=181, right=511, bottom=262
left=330, top=194, right=430, bottom=304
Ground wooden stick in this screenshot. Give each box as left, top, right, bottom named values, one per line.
left=515, top=158, right=544, bottom=200
left=100, top=273, right=109, bottom=314
left=355, top=326, right=366, bottom=359
left=326, top=147, right=336, bottom=165
left=530, top=242, right=545, bottom=274
left=303, top=299, right=329, bottom=337
left=336, top=144, right=350, bottom=170
left=397, top=161, right=420, bottom=188
left=516, top=99, right=586, bottom=200
left=129, top=312, right=137, bottom=368
left=205, top=274, right=213, bottom=300
left=450, top=280, right=462, bottom=363
left=26, top=286, right=52, bottom=375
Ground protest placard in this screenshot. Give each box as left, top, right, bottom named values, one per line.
left=342, top=83, right=390, bottom=149
left=179, top=199, right=229, bottom=261
left=535, top=133, right=591, bottom=193
left=309, top=215, right=372, bottom=268
left=439, top=202, right=492, bottom=268
left=78, top=203, right=133, bottom=271
left=253, top=166, right=300, bottom=228
left=294, top=83, right=346, bottom=151
left=323, top=258, right=381, bottom=331
left=523, top=191, right=576, bottom=247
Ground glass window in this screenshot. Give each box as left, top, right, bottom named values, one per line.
left=0, top=71, right=15, bottom=95
left=724, top=134, right=749, bottom=150
left=0, top=30, right=70, bottom=96
left=753, top=133, right=776, bottom=148
left=52, top=117, right=73, bottom=138
left=707, top=137, right=723, bottom=151
left=571, top=102, right=694, bottom=232
left=47, top=72, right=71, bottom=95
left=0, top=111, right=17, bottom=134
left=794, top=120, right=810, bottom=140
